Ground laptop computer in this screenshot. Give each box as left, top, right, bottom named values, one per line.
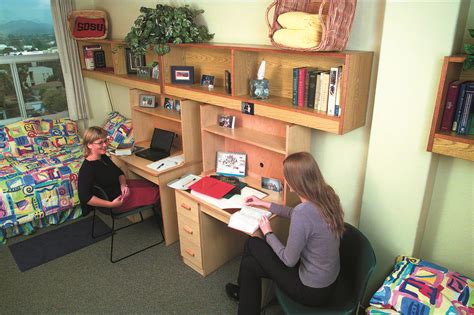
left=135, top=128, right=175, bottom=162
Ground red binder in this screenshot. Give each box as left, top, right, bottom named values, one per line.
left=189, top=176, right=235, bottom=199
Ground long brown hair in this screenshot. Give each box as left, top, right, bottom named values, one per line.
left=83, top=126, right=108, bottom=157
left=283, top=152, right=345, bottom=239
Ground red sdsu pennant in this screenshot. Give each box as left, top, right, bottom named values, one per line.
left=73, top=17, right=106, bottom=38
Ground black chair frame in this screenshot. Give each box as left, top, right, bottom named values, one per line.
left=91, top=185, right=164, bottom=263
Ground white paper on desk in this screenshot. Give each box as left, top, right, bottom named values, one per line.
left=240, top=186, right=268, bottom=199
left=167, top=174, right=201, bottom=190
left=147, top=154, right=184, bottom=171
left=228, top=206, right=272, bottom=234
left=190, top=190, right=242, bottom=209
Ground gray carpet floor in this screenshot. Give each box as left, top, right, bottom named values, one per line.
left=1, top=213, right=283, bottom=314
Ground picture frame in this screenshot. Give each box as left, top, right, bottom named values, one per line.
left=261, top=177, right=283, bottom=192
left=92, top=50, right=106, bottom=68
left=216, top=151, right=246, bottom=177
left=200, top=74, right=215, bottom=87
left=174, top=99, right=181, bottom=113
left=171, top=66, right=194, bottom=84
left=218, top=114, right=235, bottom=128
left=151, top=63, right=160, bottom=80
left=241, top=101, right=254, bottom=115
left=164, top=97, right=174, bottom=110
left=139, top=94, right=156, bottom=108
left=125, top=48, right=146, bottom=74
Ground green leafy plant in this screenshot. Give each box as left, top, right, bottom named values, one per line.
left=463, top=29, right=474, bottom=70
left=125, top=4, right=214, bottom=56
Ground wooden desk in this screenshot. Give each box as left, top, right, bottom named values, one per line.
left=175, top=187, right=289, bottom=276
left=112, top=153, right=202, bottom=246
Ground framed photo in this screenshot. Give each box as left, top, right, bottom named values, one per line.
left=151, top=63, right=160, bottom=80
left=241, top=101, right=254, bottom=115
left=164, top=97, right=174, bottom=110
left=92, top=50, right=106, bottom=68
left=200, top=74, right=215, bottom=87
left=218, top=114, right=235, bottom=128
left=139, top=94, right=156, bottom=108
left=174, top=99, right=181, bottom=113
left=125, top=48, right=146, bottom=74
left=171, top=66, right=194, bottom=84
left=216, top=151, right=246, bottom=177
left=261, top=177, right=283, bottom=192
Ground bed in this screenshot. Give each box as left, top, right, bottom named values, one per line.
left=0, top=118, right=84, bottom=243
left=367, top=256, right=473, bottom=314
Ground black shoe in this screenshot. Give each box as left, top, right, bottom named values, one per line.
left=225, top=283, right=240, bottom=301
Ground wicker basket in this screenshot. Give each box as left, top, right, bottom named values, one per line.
left=67, top=10, right=108, bottom=40
left=266, top=0, right=356, bottom=52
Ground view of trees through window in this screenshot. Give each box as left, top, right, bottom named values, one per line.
left=0, top=0, right=68, bottom=123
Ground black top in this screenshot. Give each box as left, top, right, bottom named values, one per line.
left=78, top=154, right=124, bottom=213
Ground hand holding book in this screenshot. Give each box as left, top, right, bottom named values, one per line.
left=245, top=195, right=271, bottom=209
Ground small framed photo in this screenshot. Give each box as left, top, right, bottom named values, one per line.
left=218, top=114, right=235, bottom=128
left=164, top=97, right=174, bottom=110
left=216, top=151, right=246, bottom=177
left=151, top=62, right=160, bottom=80
left=261, top=177, right=283, bottom=192
left=139, top=94, right=156, bottom=108
left=125, top=48, right=146, bottom=74
left=171, top=66, right=194, bottom=84
left=200, top=74, right=215, bottom=87
left=241, top=102, right=254, bottom=115
left=174, top=99, right=181, bottom=113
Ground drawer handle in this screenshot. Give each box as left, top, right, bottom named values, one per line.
left=181, top=203, right=192, bottom=211
left=185, top=248, right=195, bottom=257
left=183, top=226, right=193, bottom=235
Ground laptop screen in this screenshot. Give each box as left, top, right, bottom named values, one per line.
left=150, top=128, right=175, bottom=152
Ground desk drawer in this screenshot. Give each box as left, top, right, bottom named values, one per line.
left=180, top=238, right=202, bottom=268
left=177, top=214, right=201, bottom=246
left=176, top=192, right=199, bottom=222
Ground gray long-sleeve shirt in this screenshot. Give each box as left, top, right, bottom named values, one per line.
left=267, top=202, right=340, bottom=288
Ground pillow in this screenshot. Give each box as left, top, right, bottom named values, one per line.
left=102, top=112, right=134, bottom=149
left=1, top=119, right=44, bottom=156
left=273, top=28, right=322, bottom=49
left=41, top=118, right=81, bottom=148
left=368, top=256, right=473, bottom=314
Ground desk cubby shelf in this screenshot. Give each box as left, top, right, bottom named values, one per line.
left=427, top=55, right=474, bottom=161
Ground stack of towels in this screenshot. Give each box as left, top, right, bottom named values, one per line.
left=273, top=11, right=325, bottom=48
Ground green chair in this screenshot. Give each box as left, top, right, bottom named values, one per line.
left=274, top=223, right=376, bottom=315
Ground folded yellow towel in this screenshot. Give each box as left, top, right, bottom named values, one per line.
left=273, top=29, right=321, bottom=49
left=277, top=11, right=324, bottom=31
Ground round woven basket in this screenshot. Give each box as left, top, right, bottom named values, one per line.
left=67, top=10, right=108, bottom=40
left=266, top=0, right=356, bottom=52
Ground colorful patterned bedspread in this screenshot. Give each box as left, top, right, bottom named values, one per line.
left=367, top=256, right=473, bottom=315
left=0, top=118, right=84, bottom=229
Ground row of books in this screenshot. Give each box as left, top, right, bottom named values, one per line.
left=292, top=66, right=342, bottom=116
left=440, top=81, right=474, bottom=135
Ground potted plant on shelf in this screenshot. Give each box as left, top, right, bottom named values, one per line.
left=125, top=4, right=214, bottom=56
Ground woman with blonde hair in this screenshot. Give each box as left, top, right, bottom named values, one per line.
left=226, top=152, right=344, bottom=314
left=78, top=126, right=159, bottom=215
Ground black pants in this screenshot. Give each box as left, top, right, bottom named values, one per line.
left=237, top=237, right=336, bottom=315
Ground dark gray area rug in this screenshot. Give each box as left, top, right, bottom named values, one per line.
left=8, top=216, right=110, bottom=272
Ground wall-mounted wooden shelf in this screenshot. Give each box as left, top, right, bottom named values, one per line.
left=427, top=56, right=474, bottom=161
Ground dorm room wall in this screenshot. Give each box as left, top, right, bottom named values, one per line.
left=73, top=0, right=473, bottom=294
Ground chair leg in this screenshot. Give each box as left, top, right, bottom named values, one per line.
left=91, top=208, right=112, bottom=239
left=109, top=207, right=165, bottom=263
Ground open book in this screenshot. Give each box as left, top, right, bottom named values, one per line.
left=227, top=205, right=271, bottom=234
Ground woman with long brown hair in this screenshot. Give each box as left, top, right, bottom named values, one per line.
left=226, top=152, right=344, bottom=314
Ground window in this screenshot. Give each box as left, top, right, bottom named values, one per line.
left=0, top=0, right=68, bottom=125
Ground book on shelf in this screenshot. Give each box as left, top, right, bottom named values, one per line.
left=227, top=205, right=272, bottom=234
left=218, top=114, right=235, bottom=128
left=452, top=82, right=474, bottom=132
left=306, top=69, right=319, bottom=109
left=334, top=66, right=343, bottom=116
left=313, top=71, right=322, bottom=109
left=317, top=71, right=330, bottom=112
left=440, top=80, right=462, bottom=131
left=456, top=89, right=474, bottom=135
left=292, top=67, right=299, bottom=106
left=327, top=67, right=340, bottom=116
left=82, top=44, right=102, bottom=70
left=297, top=67, right=307, bottom=108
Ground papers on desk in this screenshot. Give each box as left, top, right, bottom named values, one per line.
left=228, top=206, right=272, bottom=234
left=189, top=186, right=268, bottom=210
left=147, top=154, right=184, bottom=172
left=167, top=174, right=202, bottom=190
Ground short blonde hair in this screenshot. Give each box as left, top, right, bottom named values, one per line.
left=83, top=126, right=108, bottom=157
